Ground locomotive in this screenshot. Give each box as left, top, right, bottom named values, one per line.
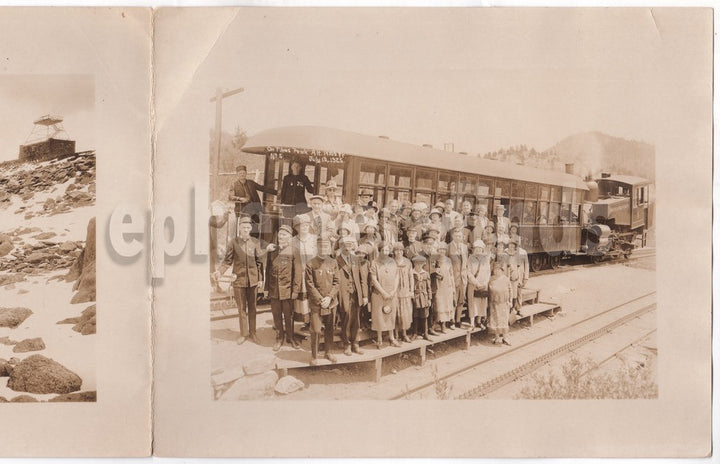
left=580, top=174, right=653, bottom=263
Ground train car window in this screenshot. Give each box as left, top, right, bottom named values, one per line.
left=359, top=161, right=386, bottom=186
left=495, top=179, right=510, bottom=197
left=317, top=165, right=344, bottom=196
left=560, top=204, right=572, bottom=224
left=550, top=186, right=561, bottom=202
left=509, top=200, right=524, bottom=224
left=388, top=165, right=412, bottom=188
left=476, top=197, right=491, bottom=211
left=548, top=203, right=560, bottom=224
left=388, top=189, right=411, bottom=204
left=438, top=172, right=458, bottom=194
left=561, top=187, right=572, bottom=204
left=569, top=204, right=580, bottom=224
left=476, top=177, right=493, bottom=197
left=523, top=201, right=536, bottom=225
left=415, top=192, right=433, bottom=206
left=458, top=175, right=476, bottom=195
left=415, top=169, right=435, bottom=190
left=538, top=202, right=549, bottom=224
left=525, top=183, right=538, bottom=200
left=511, top=181, right=525, bottom=198
left=572, top=189, right=582, bottom=204
left=539, top=185, right=550, bottom=201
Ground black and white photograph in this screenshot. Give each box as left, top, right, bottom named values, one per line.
left=206, top=8, right=662, bottom=402
left=0, top=75, right=97, bottom=403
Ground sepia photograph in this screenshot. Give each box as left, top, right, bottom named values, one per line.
left=0, top=75, right=97, bottom=403
left=206, top=8, right=659, bottom=402
left=150, top=6, right=710, bottom=457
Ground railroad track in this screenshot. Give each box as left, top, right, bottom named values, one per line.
left=391, top=291, right=657, bottom=400
left=531, top=249, right=656, bottom=277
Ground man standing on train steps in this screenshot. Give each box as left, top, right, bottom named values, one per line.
left=229, top=164, right=276, bottom=234
left=336, top=235, right=367, bottom=356
left=214, top=217, right=276, bottom=345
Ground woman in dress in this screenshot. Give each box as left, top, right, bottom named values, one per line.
left=481, top=223, right=497, bottom=261
left=370, top=241, right=400, bottom=348
left=431, top=241, right=456, bottom=333
left=359, top=221, right=381, bottom=262
left=508, top=223, right=522, bottom=248
left=467, top=239, right=492, bottom=329
left=393, top=242, right=414, bottom=343
left=488, top=262, right=513, bottom=346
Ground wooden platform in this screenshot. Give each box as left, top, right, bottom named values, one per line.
left=275, top=323, right=483, bottom=382
left=516, top=302, right=561, bottom=326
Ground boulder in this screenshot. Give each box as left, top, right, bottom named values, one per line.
left=0, top=307, right=33, bottom=328
left=0, top=358, right=13, bottom=376
left=10, top=395, right=38, bottom=402
left=13, top=337, right=46, bottom=353
left=7, top=354, right=82, bottom=394
left=211, top=366, right=245, bottom=387
left=70, top=261, right=95, bottom=304
left=274, top=375, right=305, bottom=395
left=68, top=218, right=96, bottom=304
left=59, top=241, right=77, bottom=252
left=219, top=371, right=278, bottom=401
left=0, top=273, right=26, bottom=287
left=0, top=233, right=13, bottom=257
left=33, top=231, right=57, bottom=240
left=243, top=355, right=277, bottom=376
left=27, top=252, right=53, bottom=263
left=49, top=391, right=97, bottom=402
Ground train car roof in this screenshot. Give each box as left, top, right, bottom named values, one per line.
left=243, top=126, right=588, bottom=191
left=596, top=175, right=651, bottom=186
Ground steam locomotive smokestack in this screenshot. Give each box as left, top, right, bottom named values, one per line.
left=565, top=163, right=575, bottom=175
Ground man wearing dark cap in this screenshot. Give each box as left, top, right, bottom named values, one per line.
left=229, top=164, right=277, bottom=232
left=265, top=224, right=299, bottom=350
left=305, top=237, right=340, bottom=365
left=214, top=217, right=276, bottom=345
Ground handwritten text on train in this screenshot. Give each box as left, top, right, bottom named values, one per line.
left=265, top=146, right=346, bottom=164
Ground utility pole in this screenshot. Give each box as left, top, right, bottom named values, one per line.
left=210, top=87, right=244, bottom=199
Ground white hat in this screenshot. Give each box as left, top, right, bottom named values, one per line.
left=473, top=239, right=486, bottom=249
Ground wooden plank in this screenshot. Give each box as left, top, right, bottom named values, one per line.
left=419, top=345, right=426, bottom=366
left=374, top=358, right=382, bottom=383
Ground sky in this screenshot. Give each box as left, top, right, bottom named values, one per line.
left=164, top=7, right=709, bottom=158
left=0, top=74, right=94, bottom=162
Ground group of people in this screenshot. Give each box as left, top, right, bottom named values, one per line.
left=213, top=164, right=530, bottom=365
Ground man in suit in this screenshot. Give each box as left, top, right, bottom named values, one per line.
left=214, top=217, right=276, bottom=345
left=448, top=227, right=469, bottom=328
left=335, top=236, right=368, bottom=356
left=307, top=194, right=335, bottom=240
left=305, top=237, right=340, bottom=365
left=229, top=164, right=277, bottom=234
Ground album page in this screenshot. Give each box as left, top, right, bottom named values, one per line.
left=0, top=8, right=153, bottom=457
left=150, top=7, right=712, bottom=458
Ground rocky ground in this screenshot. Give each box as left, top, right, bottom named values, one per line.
left=0, top=153, right=96, bottom=402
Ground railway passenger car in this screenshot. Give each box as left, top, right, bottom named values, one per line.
left=241, top=126, right=589, bottom=272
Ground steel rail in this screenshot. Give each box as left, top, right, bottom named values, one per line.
left=391, top=290, right=656, bottom=400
